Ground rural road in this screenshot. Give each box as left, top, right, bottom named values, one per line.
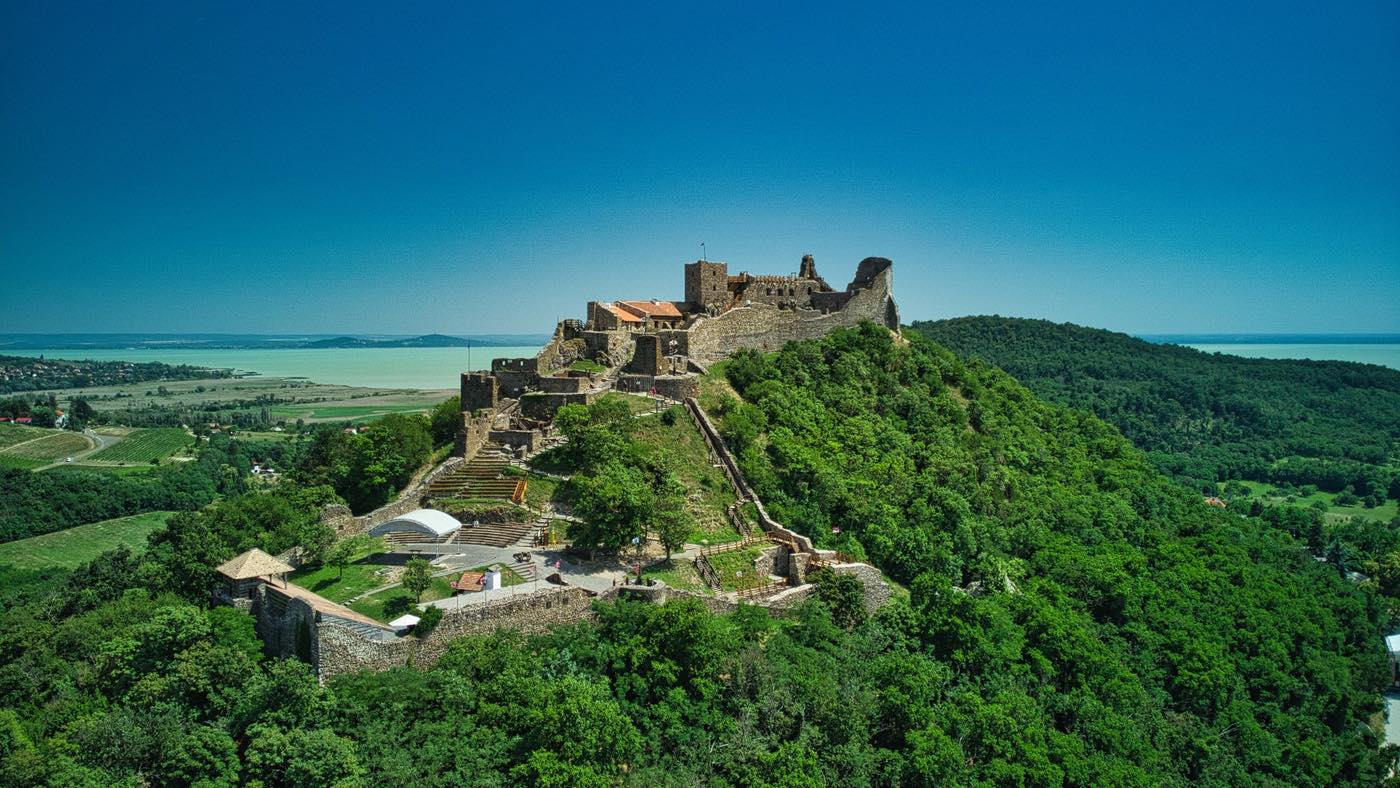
left=32, top=429, right=117, bottom=471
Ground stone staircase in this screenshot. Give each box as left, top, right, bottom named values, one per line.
left=507, top=560, right=539, bottom=582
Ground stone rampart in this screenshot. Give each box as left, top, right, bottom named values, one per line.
left=683, top=398, right=816, bottom=553
left=315, top=587, right=596, bottom=680
left=253, top=586, right=318, bottom=662
left=685, top=263, right=897, bottom=365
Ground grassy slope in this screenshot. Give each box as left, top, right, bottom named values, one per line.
left=0, top=511, right=174, bottom=570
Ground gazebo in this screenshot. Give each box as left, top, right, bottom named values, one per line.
left=216, top=548, right=293, bottom=599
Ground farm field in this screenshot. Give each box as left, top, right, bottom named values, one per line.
left=87, top=427, right=193, bottom=464
left=0, top=423, right=48, bottom=449
left=21, top=375, right=453, bottom=425
left=0, top=511, right=174, bottom=570
left=0, top=430, right=94, bottom=469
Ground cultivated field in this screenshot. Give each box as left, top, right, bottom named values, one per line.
left=0, top=511, right=174, bottom=570
left=0, top=424, right=48, bottom=449
left=87, top=427, right=193, bottom=464
left=24, top=375, right=453, bottom=424
left=0, top=430, right=95, bottom=469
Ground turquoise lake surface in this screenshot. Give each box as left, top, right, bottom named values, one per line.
left=7, top=342, right=1398, bottom=389
left=4, top=346, right=545, bottom=390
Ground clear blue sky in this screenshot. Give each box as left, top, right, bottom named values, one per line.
left=3, top=2, right=1397, bottom=334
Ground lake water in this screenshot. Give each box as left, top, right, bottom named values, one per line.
left=4, top=346, right=545, bottom=390
left=1180, top=344, right=1400, bottom=371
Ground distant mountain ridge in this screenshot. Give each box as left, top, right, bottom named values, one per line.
left=0, top=333, right=551, bottom=350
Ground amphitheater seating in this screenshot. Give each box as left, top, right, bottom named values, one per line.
left=453, top=521, right=535, bottom=548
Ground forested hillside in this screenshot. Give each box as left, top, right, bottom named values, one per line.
left=708, top=325, right=1391, bottom=783
left=0, top=325, right=1393, bottom=784
left=910, top=317, right=1400, bottom=497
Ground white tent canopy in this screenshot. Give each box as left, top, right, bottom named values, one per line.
left=368, top=509, right=461, bottom=540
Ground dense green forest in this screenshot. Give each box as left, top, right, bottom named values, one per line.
left=0, top=354, right=228, bottom=394
left=909, top=317, right=1400, bottom=499
left=0, top=325, right=1393, bottom=785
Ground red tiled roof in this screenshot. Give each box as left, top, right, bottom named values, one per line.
left=603, top=303, right=643, bottom=323
left=619, top=299, right=684, bottom=318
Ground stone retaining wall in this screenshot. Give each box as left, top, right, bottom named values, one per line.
left=315, top=587, right=596, bottom=680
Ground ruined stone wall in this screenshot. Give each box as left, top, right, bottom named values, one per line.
left=454, top=409, right=494, bottom=459
left=731, top=273, right=825, bottom=307
left=537, top=375, right=590, bottom=394
left=460, top=373, right=498, bottom=413
left=579, top=329, right=633, bottom=367
left=683, top=398, right=816, bottom=553
left=315, top=587, right=596, bottom=680
left=520, top=391, right=592, bottom=420
left=488, top=429, right=540, bottom=453
left=685, top=263, right=897, bottom=365
left=830, top=562, right=893, bottom=613
left=615, top=374, right=699, bottom=400
left=626, top=334, right=663, bottom=375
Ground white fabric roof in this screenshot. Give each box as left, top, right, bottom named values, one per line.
left=388, top=614, right=421, bottom=628
left=369, top=509, right=461, bottom=539
left=1386, top=634, right=1400, bottom=654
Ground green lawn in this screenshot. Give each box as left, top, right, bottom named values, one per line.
left=598, top=391, right=663, bottom=416
left=288, top=556, right=395, bottom=603
left=348, top=565, right=525, bottom=622
left=87, top=428, right=192, bottom=464
left=0, top=511, right=174, bottom=570
left=521, top=472, right=572, bottom=511
left=642, top=559, right=708, bottom=593
left=706, top=546, right=768, bottom=592
left=570, top=359, right=607, bottom=374
left=630, top=406, right=740, bottom=543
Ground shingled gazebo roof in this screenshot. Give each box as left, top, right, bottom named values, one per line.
left=216, top=548, right=293, bottom=580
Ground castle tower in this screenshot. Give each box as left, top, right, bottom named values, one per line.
left=460, top=372, right=498, bottom=414
left=684, top=260, right=729, bottom=313
left=799, top=254, right=817, bottom=280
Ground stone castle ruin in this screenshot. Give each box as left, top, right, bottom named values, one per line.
left=462, top=254, right=898, bottom=436
left=237, top=253, right=898, bottom=682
